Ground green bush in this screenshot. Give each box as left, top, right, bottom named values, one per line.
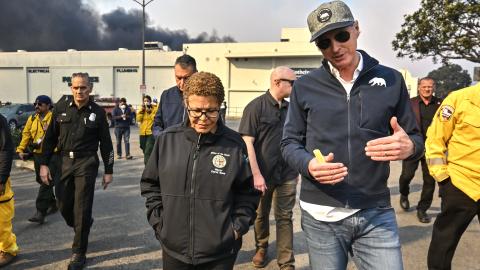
left=10, top=128, right=22, bottom=149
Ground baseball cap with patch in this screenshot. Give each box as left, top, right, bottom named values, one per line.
left=307, top=0, right=355, bottom=42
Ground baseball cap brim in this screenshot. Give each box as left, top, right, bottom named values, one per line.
left=310, top=21, right=354, bottom=42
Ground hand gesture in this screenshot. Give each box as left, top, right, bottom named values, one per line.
left=365, top=117, right=414, bottom=161
left=308, top=153, right=348, bottom=185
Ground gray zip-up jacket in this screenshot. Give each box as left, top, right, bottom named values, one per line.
left=281, top=50, right=423, bottom=209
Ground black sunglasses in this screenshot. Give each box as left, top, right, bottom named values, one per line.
left=34, top=102, right=45, bottom=107
left=315, top=30, right=351, bottom=50
left=278, top=79, right=295, bottom=86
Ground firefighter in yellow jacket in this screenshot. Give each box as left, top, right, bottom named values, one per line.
left=16, top=95, right=60, bottom=224
left=136, top=95, right=158, bottom=164
left=0, top=114, right=18, bottom=267
left=425, top=83, right=480, bottom=270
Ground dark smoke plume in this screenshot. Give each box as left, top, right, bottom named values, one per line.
left=0, top=1, right=235, bottom=52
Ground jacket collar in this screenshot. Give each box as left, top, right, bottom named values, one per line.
left=34, top=110, right=53, bottom=121
left=322, top=50, right=379, bottom=78
left=69, top=99, right=93, bottom=111
left=266, top=90, right=288, bottom=109
left=413, top=95, right=442, bottom=105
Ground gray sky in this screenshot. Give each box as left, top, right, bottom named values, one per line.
left=91, top=0, right=476, bottom=78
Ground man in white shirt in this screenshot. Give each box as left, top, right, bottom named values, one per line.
left=281, top=1, right=423, bottom=269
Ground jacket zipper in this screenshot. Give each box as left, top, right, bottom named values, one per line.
left=189, top=133, right=202, bottom=260
left=345, top=64, right=376, bottom=208
left=346, top=92, right=351, bottom=208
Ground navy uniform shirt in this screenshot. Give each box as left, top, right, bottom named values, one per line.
left=41, top=97, right=114, bottom=174
left=239, top=90, right=298, bottom=185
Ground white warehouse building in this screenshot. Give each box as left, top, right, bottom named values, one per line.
left=0, top=28, right=417, bottom=117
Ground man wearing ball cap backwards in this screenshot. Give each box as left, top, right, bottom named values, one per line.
left=281, top=1, right=423, bottom=269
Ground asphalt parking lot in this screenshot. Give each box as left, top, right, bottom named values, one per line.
left=7, top=121, right=480, bottom=269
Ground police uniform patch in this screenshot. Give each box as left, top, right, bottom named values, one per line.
left=439, top=105, right=454, bottom=121
left=212, top=154, right=227, bottom=169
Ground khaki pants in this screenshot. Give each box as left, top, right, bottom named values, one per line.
left=254, top=178, right=297, bottom=268
left=0, top=178, right=19, bottom=256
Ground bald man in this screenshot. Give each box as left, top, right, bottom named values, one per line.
left=239, top=67, right=298, bottom=270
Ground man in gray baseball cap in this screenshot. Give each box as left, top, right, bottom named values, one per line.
left=281, top=1, right=423, bottom=269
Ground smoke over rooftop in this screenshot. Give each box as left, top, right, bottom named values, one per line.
left=0, top=0, right=235, bottom=52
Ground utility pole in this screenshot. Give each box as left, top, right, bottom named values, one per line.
left=131, top=0, right=155, bottom=96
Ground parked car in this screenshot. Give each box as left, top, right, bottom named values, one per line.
left=95, top=97, right=118, bottom=127
left=0, top=103, right=36, bottom=130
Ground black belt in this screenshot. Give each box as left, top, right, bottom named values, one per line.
left=62, top=151, right=97, bottom=159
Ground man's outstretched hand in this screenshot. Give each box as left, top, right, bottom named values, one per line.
left=365, top=117, right=414, bottom=161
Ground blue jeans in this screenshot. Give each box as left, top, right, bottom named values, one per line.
left=301, top=206, right=403, bottom=270
left=114, top=127, right=130, bottom=156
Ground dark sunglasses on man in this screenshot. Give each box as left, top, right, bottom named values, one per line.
left=34, top=102, right=45, bottom=107
left=278, top=79, right=295, bottom=86
left=315, top=30, right=350, bottom=50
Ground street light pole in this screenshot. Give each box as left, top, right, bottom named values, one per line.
left=131, top=0, right=155, bottom=95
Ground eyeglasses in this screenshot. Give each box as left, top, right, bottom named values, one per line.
left=34, top=102, right=45, bottom=107
left=315, top=30, right=351, bottom=50
left=187, top=108, right=220, bottom=119
left=278, top=79, right=295, bottom=86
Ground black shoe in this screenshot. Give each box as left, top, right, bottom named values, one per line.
left=417, top=210, right=431, bottom=223
left=46, top=203, right=58, bottom=215
left=68, top=253, right=86, bottom=270
left=125, top=155, right=133, bottom=160
left=399, top=195, right=410, bottom=211
left=28, top=211, right=45, bottom=224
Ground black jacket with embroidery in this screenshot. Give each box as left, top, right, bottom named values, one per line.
left=281, top=50, right=424, bottom=209
left=140, top=119, right=259, bottom=265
